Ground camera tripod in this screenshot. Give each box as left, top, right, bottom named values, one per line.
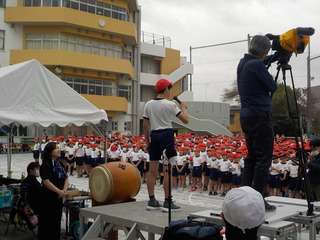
left=274, top=62, right=314, bottom=216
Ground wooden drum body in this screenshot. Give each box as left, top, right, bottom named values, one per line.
left=89, top=162, right=141, bottom=203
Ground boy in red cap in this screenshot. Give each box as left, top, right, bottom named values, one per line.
left=143, top=78, right=189, bottom=212
left=33, top=138, right=41, bottom=162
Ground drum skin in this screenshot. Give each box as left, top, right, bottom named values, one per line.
left=89, top=162, right=141, bottom=203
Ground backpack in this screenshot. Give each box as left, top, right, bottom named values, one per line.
left=161, top=219, right=223, bottom=240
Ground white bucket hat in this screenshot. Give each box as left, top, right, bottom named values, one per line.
left=222, top=186, right=265, bottom=230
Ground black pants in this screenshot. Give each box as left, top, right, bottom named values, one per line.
left=241, top=112, right=274, bottom=197
left=38, top=193, right=63, bottom=240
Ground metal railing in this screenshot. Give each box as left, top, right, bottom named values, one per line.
left=141, top=31, right=171, bottom=48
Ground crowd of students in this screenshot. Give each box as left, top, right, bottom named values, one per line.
left=32, top=132, right=316, bottom=199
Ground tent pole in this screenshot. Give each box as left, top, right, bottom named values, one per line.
left=7, top=125, right=12, bottom=178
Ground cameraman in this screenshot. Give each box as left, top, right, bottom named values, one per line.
left=237, top=35, right=277, bottom=211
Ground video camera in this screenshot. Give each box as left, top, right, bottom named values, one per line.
left=266, top=27, right=315, bottom=65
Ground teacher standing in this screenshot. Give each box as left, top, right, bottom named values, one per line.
left=38, top=142, right=69, bottom=240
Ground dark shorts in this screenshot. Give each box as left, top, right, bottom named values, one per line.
left=158, top=162, right=163, bottom=173
left=149, top=129, right=175, bottom=161
left=84, top=155, right=91, bottom=165
left=99, top=157, right=105, bottom=165
left=91, top=158, right=99, bottom=168
left=268, top=174, right=281, bottom=188
left=232, top=174, right=242, bottom=186
left=204, top=165, right=211, bottom=176
left=172, top=166, right=178, bottom=177
left=67, top=155, right=74, bottom=164
left=33, top=150, right=40, bottom=159
left=186, top=163, right=191, bottom=174
left=280, top=172, right=289, bottom=187
left=209, top=168, right=219, bottom=181
left=133, top=161, right=143, bottom=173
left=220, top=171, right=230, bottom=184
left=192, top=166, right=202, bottom=178
left=144, top=162, right=150, bottom=172
left=75, top=156, right=84, bottom=166
left=288, top=176, right=298, bottom=191
left=177, top=165, right=186, bottom=176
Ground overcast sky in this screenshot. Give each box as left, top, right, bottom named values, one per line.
left=138, top=0, right=320, bottom=102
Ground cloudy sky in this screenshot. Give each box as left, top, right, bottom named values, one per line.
left=138, top=0, right=320, bottom=102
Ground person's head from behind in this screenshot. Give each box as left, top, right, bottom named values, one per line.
left=156, top=78, right=173, bottom=98
left=310, top=139, right=320, bottom=156
left=42, top=142, right=60, bottom=161
left=249, top=35, right=271, bottom=60
left=221, top=186, right=265, bottom=240
left=27, top=162, right=40, bottom=177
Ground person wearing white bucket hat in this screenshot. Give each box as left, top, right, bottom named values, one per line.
left=221, top=186, right=265, bottom=240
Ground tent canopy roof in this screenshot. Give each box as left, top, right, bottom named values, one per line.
left=0, top=59, right=108, bottom=127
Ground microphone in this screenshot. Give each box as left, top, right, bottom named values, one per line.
left=173, top=96, right=187, bottom=109
left=173, top=96, right=181, bottom=104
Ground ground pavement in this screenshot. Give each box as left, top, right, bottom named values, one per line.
left=0, top=153, right=317, bottom=239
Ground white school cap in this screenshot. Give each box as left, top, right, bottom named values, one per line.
left=222, top=186, right=265, bottom=230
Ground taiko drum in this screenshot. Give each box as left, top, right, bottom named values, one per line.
left=89, top=162, right=141, bottom=203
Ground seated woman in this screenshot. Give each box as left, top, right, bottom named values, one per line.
left=21, top=162, right=42, bottom=215
left=221, top=186, right=265, bottom=240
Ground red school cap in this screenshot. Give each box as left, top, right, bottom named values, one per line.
left=156, top=79, right=172, bottom=92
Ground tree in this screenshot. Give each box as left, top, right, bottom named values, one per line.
left=221, top=79, right=240, bottom=105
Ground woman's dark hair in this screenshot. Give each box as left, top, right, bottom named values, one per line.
left=157, top=84, right=172, bottom=94
left=225, top=221, right=259, bottom=240
left=42, top=142, right=57, bottom=162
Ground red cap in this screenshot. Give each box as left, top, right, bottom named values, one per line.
left=110, top=144, right=117, bottom=152
left=156, top=79, right=172, bottom=92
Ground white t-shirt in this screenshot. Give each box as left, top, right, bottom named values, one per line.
left=91, top=149, right=100, bottom=158
left=121, top=151, right=130, bottom=162
left=130, top=151, right=142, bottom=162
left=288, top=164, right=299, bottom=178
left=230, top=162, right=241, bottom=175
left=279, top=162, right=289, bottom=173
left=34, top=143, right=41, bottom=151
left=143, top=98, right=181, bottom=131
left=66, top=146, right=76, bottom=156
left=209, top=158, right=219, bottom=169
left=142, top=152, right=150, bottom=162
left=200, top=151, right=208, bottom=162
left=75, top=147, right=85, bottom=157
left=219, top=160, right=231, bottom=172
left=84, top=146, right=91, bottom=156
left=193, top=156, right=204, bottom=167
left=270, top=162, right=281, bottom=175
left=176, top=155, right=187, bottom=165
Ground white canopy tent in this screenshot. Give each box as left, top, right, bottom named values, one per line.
left=0, top=59, right=108, bottom=177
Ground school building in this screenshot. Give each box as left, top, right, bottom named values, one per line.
left=0, top=0, right=233, bottom=139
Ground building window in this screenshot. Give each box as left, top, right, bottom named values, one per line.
left=124, top=122, right=131, bottom=131
left=23, top=0, right=127, bottom=21
left=0, top=0, right=6, bottom=8
left=118, top=85, right=131, bottom=102
left=61, top=76, right=117, bottom=97
left=26, top=33, right=126, bottom=60
left=0, top=30, right=5, bottom=51
left=112, top=121, right=118, bottom=131
left=230, top=114, right=235, bottom=124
